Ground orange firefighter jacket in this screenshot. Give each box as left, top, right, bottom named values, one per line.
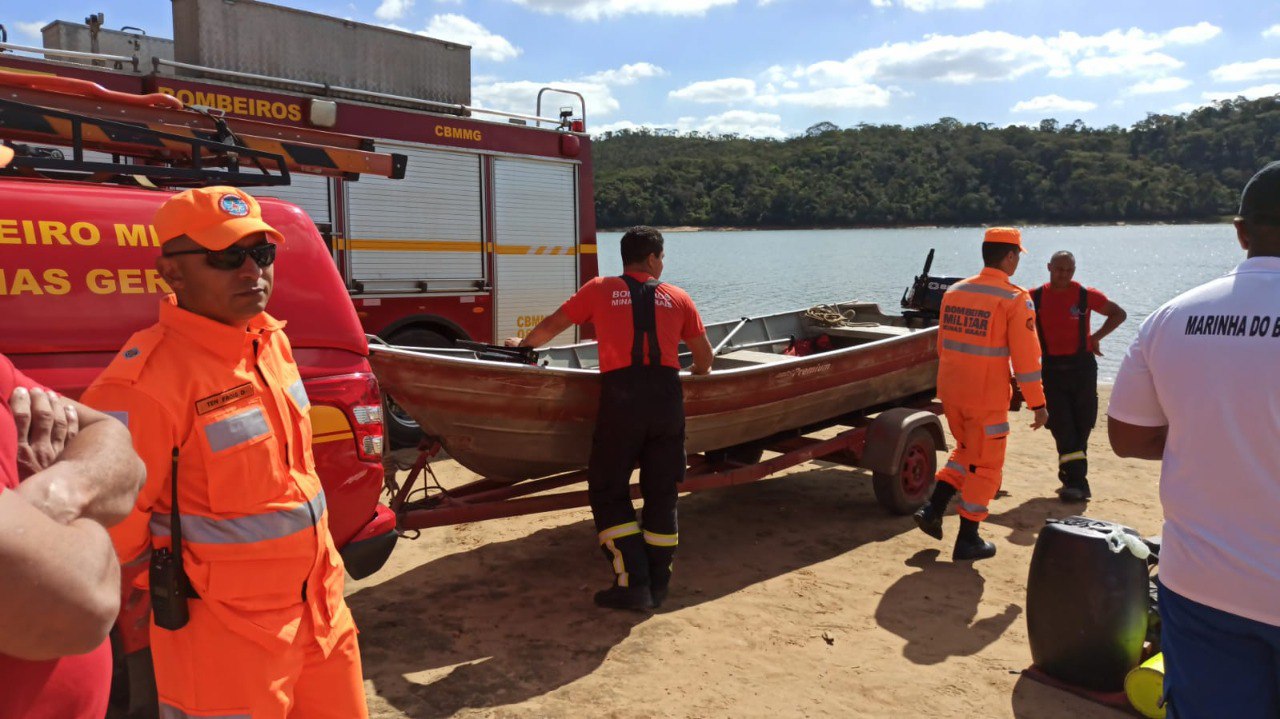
left=936, top=267, right=1046, bottom=411
left=82, top=296, right=351, bottom=655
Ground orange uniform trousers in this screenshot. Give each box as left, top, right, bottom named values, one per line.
left=934, top=405, right=1010, bottom=522
left=152, top=602, right=365, bottom=719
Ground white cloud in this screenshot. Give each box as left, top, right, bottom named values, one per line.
left=374, top=0, right=414, bottom=20
left=1265, top=25, right=1280, bottom=40
left=584, top=62, right=666, bottom=86
left=669, top=78, right=757, bottom=103
left=1169, top=102, right=1204, bottom=114
left=782, top=23, right=1219, bottom=87
left=590, top=120, right=651, bottom=135
left=1210, top=58, right=1280, bottom=84
left=1162, top=22, right=1222, bottom=45
left=872, top=0, right=991, bottom=10
left=1202, top=83, right=1280, bottom=102
left=474, top=79, right=620, bottom=119
left=506, top=0, right=736, bottom=21
left=1011, top=94, right=1098, bottom=114
left=1126, top=77, right=1191, bottom=95
left=423, top=14, right=520, bottom=62
left=13, top=20, right=47, bottom=42
left=1076, top=52, right=1180, bottom=77
left=678, top=110, right=788, bottom=139
left=757, top=85, right=895, bottom=109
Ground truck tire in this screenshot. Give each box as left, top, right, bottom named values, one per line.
left=872, top=426, right=937, bottom=515
left=384, top=328, right=451, bottom=450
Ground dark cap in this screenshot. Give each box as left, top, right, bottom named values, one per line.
left=1240, top=162, right=1280, bottom=225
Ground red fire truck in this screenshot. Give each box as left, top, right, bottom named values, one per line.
left=1, top=4, right=599, bottom=444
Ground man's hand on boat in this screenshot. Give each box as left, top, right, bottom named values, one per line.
left=1029, top=406, right=1049, bottom=430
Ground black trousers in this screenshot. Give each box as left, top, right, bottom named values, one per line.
left=1043, top=354, right=1098, bottom=486
left=587, top=366, right=684, bottom=586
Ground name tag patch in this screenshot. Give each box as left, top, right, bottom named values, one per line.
left=195, top=383, right=255, bottom=415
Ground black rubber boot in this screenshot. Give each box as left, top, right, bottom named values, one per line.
left=593, top=584, right=655, bottom=611
left=953, top=518, right=997, bottom=561
left=596, top=532, right=654, bottom=611
left=913, top=482, right=957, bottom=540
left=647, top=547, right=675, bottom=609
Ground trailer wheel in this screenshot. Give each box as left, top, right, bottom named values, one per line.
left=384, top=328, right=451, bottom=450
left=872, top=426, right=937, bottom=515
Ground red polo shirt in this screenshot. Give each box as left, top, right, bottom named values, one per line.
left=561, top=272, right=706, bottom=373
left=0, top=354, right=112, bottom=719
left=1034, top=282, right=1110, bottom=357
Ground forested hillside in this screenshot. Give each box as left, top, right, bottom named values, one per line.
left=592, top=97, right=1280, bottom=228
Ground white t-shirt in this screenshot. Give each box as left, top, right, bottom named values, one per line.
left=1108, top=255, right=1280, bottom=627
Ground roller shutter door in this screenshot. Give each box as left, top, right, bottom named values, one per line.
left=243, top=175, right=332, bottom=227
left=492, top=157, right=579, bottom=343
left=346, top=143, right=484, bottom=293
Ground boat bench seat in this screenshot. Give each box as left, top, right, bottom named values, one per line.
left=823, top=325, right=916, bottom=341
left=714, top=349, right=795, bottom=369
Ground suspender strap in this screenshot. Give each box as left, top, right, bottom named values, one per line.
left=1076, top=285, right=1090, bottom=355
left=1030, top=286, right=1047, bottom=356
left=619, top=275, right=664, bottom=367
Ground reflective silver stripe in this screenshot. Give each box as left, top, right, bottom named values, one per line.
left=104, top=410, right=129, bottom=427
left=945, top=460, right=967, bottom=475
left=643, top=530, right=678, bottom=547
left=947, top=283, right=1017, bottom=300
left=1015, top=370, right=1042, bottom=383
left=958, top=500, right=988, bottom=515
left=287, top=379, right=310, bottom=410
left=942, top=339, right=1010, bottom=357
left=204, top=408, right=270, bottom=453
left=160, top=704, right=250, bottom=719
left=151, top=492, right=326, bottom=545
left=984, top=423, right=1010, bottom=436
left=1060, top=451, right=1087, bottom=464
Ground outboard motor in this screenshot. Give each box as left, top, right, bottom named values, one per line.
left=901, top=249, right=965, bottom=322
left=1026, top=516, right=1155, bottom=691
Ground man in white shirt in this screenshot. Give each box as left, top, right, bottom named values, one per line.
left=1108, top=161, right=1280, bottom=719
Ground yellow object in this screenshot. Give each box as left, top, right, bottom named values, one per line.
left=1125, top=653, right=1167, bottom=719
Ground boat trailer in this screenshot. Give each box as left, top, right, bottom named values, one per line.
left=386, top=398, right=947, bottom=533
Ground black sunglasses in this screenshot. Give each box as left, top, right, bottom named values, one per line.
left=162, top=242, right=277, bottom=270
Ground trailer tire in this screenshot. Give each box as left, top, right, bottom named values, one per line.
left=872, top=426, right=937, bottom=515
left=384, top=328, right=451, bottom=450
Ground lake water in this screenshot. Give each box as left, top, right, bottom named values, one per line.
left=597, top=225, right=1242, bottom=381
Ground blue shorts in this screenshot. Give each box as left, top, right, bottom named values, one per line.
left=1159, top=581, right=1280, bottom=719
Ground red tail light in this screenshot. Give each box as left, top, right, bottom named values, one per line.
left=304, top=372, right=385, bottom=462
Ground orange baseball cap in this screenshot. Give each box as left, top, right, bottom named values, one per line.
left=153, top=186, right=284, bottom=250
left=983, top=226, right=1026, bottom=253
left=0, top=145, right=13, bottom=169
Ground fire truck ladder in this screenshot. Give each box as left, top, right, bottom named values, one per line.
left=0, top=69, right=407, bottom=186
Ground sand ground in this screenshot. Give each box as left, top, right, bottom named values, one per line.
left=347, top=386, right=1160, bottom=719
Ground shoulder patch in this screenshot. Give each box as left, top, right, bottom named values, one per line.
left=1026, top=299, right=1035, bottom=311
left=97, top=327, right=165, bottom=384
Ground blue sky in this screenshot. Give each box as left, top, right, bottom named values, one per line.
left=7, top=0, right=1280, bottom=138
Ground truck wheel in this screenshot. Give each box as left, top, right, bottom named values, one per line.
left=872, top=427, right=937, bottom=515
left=384, top=328, right=451, bottom=450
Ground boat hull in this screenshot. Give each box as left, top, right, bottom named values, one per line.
left=370, top=322, right=938, bottom=481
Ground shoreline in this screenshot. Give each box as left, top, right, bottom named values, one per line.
left=598, top=218, right=1236, bottom=234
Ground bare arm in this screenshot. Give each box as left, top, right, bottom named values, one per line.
left=1091, top=301, right=1128, bottom=355
left=508, top=308, right=576, bottom=349
left=14, top=392, right=144, bottom=527
left=0, top=490, right=121, bottom=659
left=685, top=333, right=713, bottom=375
left=1108, top=416, right=1167, bottom=460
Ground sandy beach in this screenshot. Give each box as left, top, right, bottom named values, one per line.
left=348, top=385, right=1161, bottom=718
